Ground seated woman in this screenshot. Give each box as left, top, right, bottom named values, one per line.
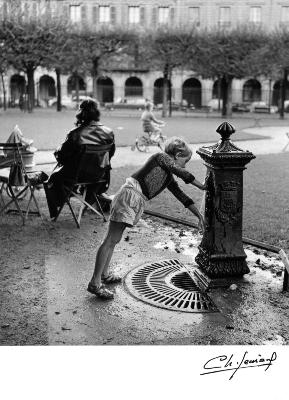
left=44, top=99, right=115, bottom=218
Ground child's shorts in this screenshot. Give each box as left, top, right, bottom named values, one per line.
left=110, top=178, right=147, bottom=227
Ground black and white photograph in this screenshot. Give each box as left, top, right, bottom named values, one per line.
left=0, top=0, right=288, bottom=398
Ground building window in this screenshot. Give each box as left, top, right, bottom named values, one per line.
left=281, top=6, right=289, bottom=24
left=219, top=7, right=231, bottom=27
left=189, top=7, right=200, bottom=26
left=158, top=7, right=169, bottom=24
left=92, top=6, right=98, bottom=24
left=99, top=6, right=110, bottom=23
left=129, top=6, right=140, bottom=24
left=250, top=6, right=261, bottom=24
left=32, top=2, right=38, bottom=18
left=70, top=5, right=81, bottom=23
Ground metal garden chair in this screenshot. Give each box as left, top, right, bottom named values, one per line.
left=53, top=143, right=113, bottom=228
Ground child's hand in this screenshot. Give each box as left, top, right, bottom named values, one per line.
left=198, top=215, right=205, bottom=234
left=192, top=178, right=206, bottom=190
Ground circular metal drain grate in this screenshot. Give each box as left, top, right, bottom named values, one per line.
left=125, top=259, right=218, bottom=313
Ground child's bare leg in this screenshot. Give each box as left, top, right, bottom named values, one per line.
left=90, top=221, right=127, bottom=287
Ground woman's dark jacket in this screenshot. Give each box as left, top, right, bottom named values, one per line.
left=44, top=121, right=115, bottom=217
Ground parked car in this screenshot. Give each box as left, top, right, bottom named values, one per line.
left=207, top=98, right=223, bottom=111
left=48, top=95, right=96, bottom=109
left=280, top=100, right=289, bottom=112
left=232, top=103, right=250, bottom=112
left=155, top=101, right=185, bottom=111
left=250, top=101, right=278, bottom=114
left=104, top=97, right=147, bottom=110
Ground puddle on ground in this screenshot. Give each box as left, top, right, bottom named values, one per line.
left=263, top=334, right=286, bottom=345
left=151, top=224, right=284, bottom=280
left=245, top=249, right=283, bottom=269
left=153, top=225, right=201, bottom=258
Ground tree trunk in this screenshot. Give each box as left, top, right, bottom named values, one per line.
left=75, top=73, right=79, bottom=104
left=221, top=76, right=227, bottom=116
left=26, top=68, right=35, bottom=113
left=279, top=68, right=287, bottom=120
left=56, top=68, right=62, bottom=112
left=268, top=78, right=272, bottom=111
left=217, top=78, right=221, bottom=112
left=162, top=66, right=168, bottom=118
left=221, top=76, right=232, bottom=117
left=168, top=70, right=172, bottom=117
left=226, top=78, right=232, bottom=117
left=134, top=43, right=139, bottom=68
left=0, top=71, right=7, bottom=110
left=92, top=58, right=99, bottom=99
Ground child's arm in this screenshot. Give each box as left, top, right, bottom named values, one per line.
left=167, top=179, right=205, bottom=233
left=158, top=153, right=195, bottom=183
left=191, top=178, right=206, bottom=191
left=187, top=204, right=205, bottom=233
left=150, top=112, right=164, bottom=125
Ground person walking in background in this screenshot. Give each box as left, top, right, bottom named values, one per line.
left=44, top=99, right=115, bottom=218
left=87, top=137, right=206, bottom=300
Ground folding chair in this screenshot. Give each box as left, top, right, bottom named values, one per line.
left=282, top=132, right=289, bottom=152
left=53, top=143, right=113, bottom=228
left=0, top=142, right=42, bottom=225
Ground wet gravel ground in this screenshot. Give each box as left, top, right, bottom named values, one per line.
left=1, top=191, right=289, bottom=346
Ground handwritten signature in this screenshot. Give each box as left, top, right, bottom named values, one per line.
left=200, top=351, right=277, bottom=380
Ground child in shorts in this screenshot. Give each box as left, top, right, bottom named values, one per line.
left=87, top=137, right=206, bottom=300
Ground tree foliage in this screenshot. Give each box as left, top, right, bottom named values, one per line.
left=141, top=27, right=198, bottom=116
left=80, top=26, right=136, bottom=97
left=0, top=10, right=66, bottom=111
left=2, top=10, right=289, bottom=116
left=187, top=27, right=269, bottom=115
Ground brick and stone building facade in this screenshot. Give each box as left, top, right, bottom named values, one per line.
left=1, top=0, right=289, bottom=107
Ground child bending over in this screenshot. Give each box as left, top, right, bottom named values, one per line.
left=88, top=137, right=206, bottom=300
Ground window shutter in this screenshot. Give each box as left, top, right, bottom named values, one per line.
left=110, top=6, right=116, bottom=25
left=152, top=7, right=157, bottom=26
left=92, top=6, right=98, bottom=24
left=81, top=5, right=87, bottom=22
left=170, top=7, right=175, bottom=26
left=3, top=2, right=8, bottom=19
left=24, top=2, right=29, bottom=18
left=32, top=3, right=37, bottom=18
left=140, top=7, right=145, bottom=26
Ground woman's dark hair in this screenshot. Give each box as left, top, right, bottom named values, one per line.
left=75, top=99, right=100, bottom=126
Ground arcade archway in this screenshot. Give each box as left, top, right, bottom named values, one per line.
left=97, top=77, right=114, bottom=103
left=272, top=80, right=289, bottom=106
left=125, top=77, right=143, bottom=97
left=242, top=79, right=261, bottom=102
left=39, top=75, right=56, bottom=105
left=67, top=75, right=86, bottom=95
left=153, top=77, right=172, bottom=105
left=10, top=74, right=26, bottom=106
left=182, top=78, right=201, bottom=108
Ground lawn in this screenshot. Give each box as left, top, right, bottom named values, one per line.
left=109, top=152, right=289, bottom=251
left=0, top=108, right=275, bottom=150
